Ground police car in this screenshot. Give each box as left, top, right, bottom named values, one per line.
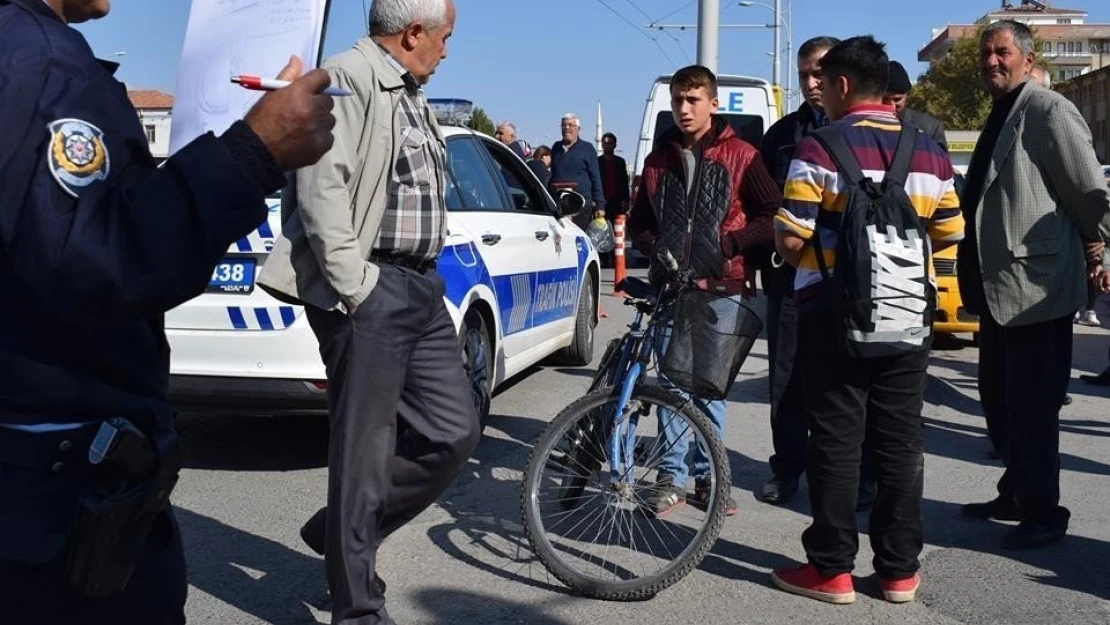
left=165, top=110, right=601, bottom=425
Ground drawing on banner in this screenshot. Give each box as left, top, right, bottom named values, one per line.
left=169, top=0, right=329, bottom=155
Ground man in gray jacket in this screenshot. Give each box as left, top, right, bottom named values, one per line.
left=957, top=20, right=1110, bottom=550
left=259, top=1, right=479, bottom=623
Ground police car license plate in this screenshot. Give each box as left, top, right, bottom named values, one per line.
left=207, top=258, right=256, bottom=294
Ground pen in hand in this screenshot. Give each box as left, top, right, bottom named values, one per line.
left=231, top=74, right=352, bottom=97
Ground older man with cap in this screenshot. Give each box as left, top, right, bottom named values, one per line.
left=886, top=60, right=948, bottom=152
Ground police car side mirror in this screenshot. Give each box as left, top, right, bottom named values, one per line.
left=555, top=190, right=586, bottom=218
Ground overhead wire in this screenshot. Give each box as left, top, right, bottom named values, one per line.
left=593, top=0, right=680, bottom=68
left=650, top=0, right=695, bottom=25
left=624, top=0, right=693, bottom=64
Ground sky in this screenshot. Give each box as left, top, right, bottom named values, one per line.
left=77, top=0, right=1109, bottom=158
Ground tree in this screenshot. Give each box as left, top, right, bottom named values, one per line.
left=907, top=27, right=1045, bottom=130
left=467, top=106, right=495, bottom=136
left=906, top=36, right=993, bottom=131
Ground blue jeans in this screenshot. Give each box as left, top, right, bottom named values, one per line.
left=653, top=295, right=739, bottom=487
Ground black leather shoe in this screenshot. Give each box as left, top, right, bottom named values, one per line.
left=300, top=508, right=327, bottom=556
left=961, top=497, right=1021, bottom=522
left=1080, top=368, right=1110, bottom=386
left=757, top=475, right=799, bottom=505
left=856, top=481, right=875, bottom=512
left=1062, top=394, right=1073, bottom=406
left=1001, top=511, right=1070, bottom=550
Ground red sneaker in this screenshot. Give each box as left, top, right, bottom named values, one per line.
left=771, top=564, right=856, bottom=604
left=878, top=573, right=921, bottom=603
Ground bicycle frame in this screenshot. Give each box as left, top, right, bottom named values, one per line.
left=601, top=285, right=677, bottom=487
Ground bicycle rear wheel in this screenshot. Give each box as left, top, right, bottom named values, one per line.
left=521, top=385, right=730, bottom=601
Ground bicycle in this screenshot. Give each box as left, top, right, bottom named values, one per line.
left=520, top=250, right=762, bottom=601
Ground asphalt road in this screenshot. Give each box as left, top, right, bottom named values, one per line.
left=173, top=269, right=1110, bottom=624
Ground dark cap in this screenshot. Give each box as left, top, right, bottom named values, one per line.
left=887, top=61, right=912, bottom=94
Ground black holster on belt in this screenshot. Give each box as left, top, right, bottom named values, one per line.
left=64, top=418, right=183, bottom=597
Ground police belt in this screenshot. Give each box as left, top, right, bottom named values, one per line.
left=0, top=423, right=101, bottom=474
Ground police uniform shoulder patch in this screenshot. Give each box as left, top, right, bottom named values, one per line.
left=47, top=118, right=110, bottom=197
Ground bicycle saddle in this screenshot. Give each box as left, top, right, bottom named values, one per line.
left=617, top=277, right=657, bottom=301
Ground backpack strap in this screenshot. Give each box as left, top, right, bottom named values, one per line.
left=884, top=125, right=918, bottom=189
left=807, top=126, right=864, bottom=281
left=810, top=126, right=865, bottom=187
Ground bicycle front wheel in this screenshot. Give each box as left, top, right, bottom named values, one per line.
left=521, top=385, right=730, bottom=601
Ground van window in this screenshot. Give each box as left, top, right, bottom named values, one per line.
left=654, top=112, right=766, bottom=147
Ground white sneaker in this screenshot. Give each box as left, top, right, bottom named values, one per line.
left=1081, top=310, right=1100, bottom=326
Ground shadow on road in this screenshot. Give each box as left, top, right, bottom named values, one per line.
left=920, top=499, right=1110, bottom=603
left=410, top=587, right=577, bottom=624
left=923, top=415, right=1110, bottom=477
left=175, top=507, right=326, bottom=624
left=425, top=412, right=570, bottom=594
left=178, top=414, right=328, bottom=472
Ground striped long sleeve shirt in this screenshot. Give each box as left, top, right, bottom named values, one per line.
left=774, top=104, right=965, bottom=302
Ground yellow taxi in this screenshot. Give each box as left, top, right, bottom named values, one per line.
left=933, top=172, right=979, bottom=342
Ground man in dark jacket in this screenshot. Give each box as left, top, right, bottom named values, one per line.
left=598, top=132, right=630, bottom=267
left=550, top=113, right=605, bottom=229
left=756, top=36, right=839, bottom=506
left=886, top=60, right=948, bottom=152
left=629, top=64, right=779, bottom=518
left=598, top=132, right=631, bottom=221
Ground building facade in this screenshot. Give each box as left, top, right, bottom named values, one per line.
left=1054, top=64, right=1110, bottom=163
left=919, top=1, right=1110, bottom=84
left=127, top=90, right=174, bottom=163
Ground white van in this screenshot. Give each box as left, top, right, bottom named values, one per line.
left=632, top=74, right=782, bottom=185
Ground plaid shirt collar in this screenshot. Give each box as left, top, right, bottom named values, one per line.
left=375, top=42, right=421, bottom=94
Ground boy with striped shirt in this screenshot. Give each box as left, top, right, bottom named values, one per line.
left=770, top=36, right=964, bottom=605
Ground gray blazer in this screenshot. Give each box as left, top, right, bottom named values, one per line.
left=258, top=38, right=445, bottom=313
left=964, top=82, right=1110, bottom=327
left=902, top=108, right=948, bottom=153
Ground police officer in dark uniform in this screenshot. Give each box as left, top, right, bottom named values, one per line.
left=0, top=0, right=336, bottom=622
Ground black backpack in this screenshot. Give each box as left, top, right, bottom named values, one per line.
left=808, top=124, right=935, bottom=359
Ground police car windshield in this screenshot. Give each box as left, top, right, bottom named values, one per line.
left=654, top=112, right=765, bottom=147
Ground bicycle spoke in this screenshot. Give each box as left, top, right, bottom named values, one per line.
left=524, top=386, right=729, bottom=597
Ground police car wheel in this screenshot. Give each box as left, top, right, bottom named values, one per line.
left=461, top=310, right=493, bottom=428
left=552, top=280, right=596, bottom=367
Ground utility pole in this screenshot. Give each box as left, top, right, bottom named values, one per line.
left=648, top=1, right=771, bottom=74
left=772, top=0, right=781, bottom=88
left=785, top=0, right=793, bottom=109
left=596, top=101, right=603, bottom=156
left=697, top=0, right=720, bottom=73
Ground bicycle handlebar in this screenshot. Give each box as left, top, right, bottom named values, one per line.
left=655, top=247, right=697, bottom=286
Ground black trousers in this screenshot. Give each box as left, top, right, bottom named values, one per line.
left=764, top=264, right=807, bottom=480
left=0, top=463, right=187, bottom=625
left=797, top=313, right=928, bottom=578
left=305, top=266, right=480, bottom=625
left=979, top=311, right=1072, bottom=524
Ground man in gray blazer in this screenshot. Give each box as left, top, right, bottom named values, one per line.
left=259, top=1, right=479, bottom=623
left=957, top=19, right=1110, bottom=550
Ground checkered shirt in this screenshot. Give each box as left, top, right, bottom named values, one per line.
left=372, top=49, right=447, bottom=261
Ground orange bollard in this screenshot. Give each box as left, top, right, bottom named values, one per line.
left=611, top=214, right=627, bottom=297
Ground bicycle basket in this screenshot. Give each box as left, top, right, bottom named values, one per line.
left=660, top=289, right=764, bottom=400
